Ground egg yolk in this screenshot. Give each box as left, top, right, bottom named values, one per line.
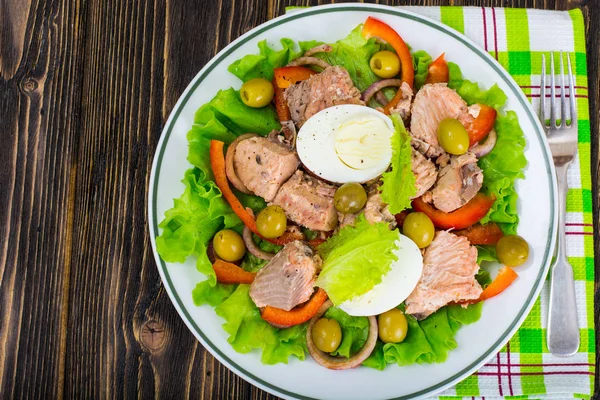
left=333, top=115, right=393, bottom=170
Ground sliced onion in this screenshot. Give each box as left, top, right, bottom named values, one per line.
left=243, top=226, right=274, bottom=261
left=304, top=44, right=333, bottom=57
left=225, top=133, right=257, bottom=194
left=470, top=129, right=497, bottom=157
left=287, top=57, right=330, bottom=70
left=306, top=300, right=378, bottom=370
left=361, top=79, right=402, bottom=104
left=374, top=91, right=389, bottom=106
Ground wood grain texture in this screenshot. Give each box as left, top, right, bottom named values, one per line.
left=0, top=0, right=597, bottom=399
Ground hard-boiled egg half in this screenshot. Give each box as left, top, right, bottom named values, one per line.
left=296, top=105, right=394, bottom=183
left=339, top=234, right=423, bottom=317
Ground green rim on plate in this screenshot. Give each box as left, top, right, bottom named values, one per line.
left=149, top=4, right=556, bottom=399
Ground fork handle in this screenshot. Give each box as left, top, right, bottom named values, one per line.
left=547, top=163, right=580, bottom=356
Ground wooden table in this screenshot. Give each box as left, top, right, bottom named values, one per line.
left=1, top=0, right=597, bottom=398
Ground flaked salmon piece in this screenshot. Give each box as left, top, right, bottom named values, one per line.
left=234, top=136, right=300, bottom=202
left=405, top=231, right=482, bottom=320
left=249, top=241, right=321, bottom=311
left=285, top=66, right=364, bottom=127
left=411, top=148, right=438, bottom=198
left=388, top=82, right=413, bottom=122
left=410, top=83, right=469, bottom=158
left=431, top=152, right=483, bottom=213
left=272, top=171, right=338, bottom=231
left=364, top=191, right=396, bottom=229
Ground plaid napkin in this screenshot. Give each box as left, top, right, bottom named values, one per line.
left=402, top=7, right=595, bottom=400
left=286, top=5, right=595, bottom=399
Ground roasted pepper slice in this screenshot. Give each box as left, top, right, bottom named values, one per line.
left=454, top=222, right=504, bottom=245
left=272, top=66, right=317, bottom=122
left=464, top=104, right=497, bottom=146
left=362, top=17, right=415, bottom=114
left=411, top=193, right=495, bottom=230
left=213, top=259, right=256, bottom=284
left=478, top=266, right=518, bottom=301
left=261, top=288, right=328, bottom=328
left=274, top=66, right=317, bottom=89
left=210, top=140, right=262, bottom=235
left=425, top=53, right=449, bottom=84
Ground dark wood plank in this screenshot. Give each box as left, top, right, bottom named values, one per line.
left=0, top=0, right=87, bottom=398
left=64, top=0, right=270, bottom=398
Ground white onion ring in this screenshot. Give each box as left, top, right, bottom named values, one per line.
left=304, top=44, right=333, bottom=57
left=243, top=226, right=274, bottom=261
left=306, top=300, right=378, bottom=370
left=225, top=133, right=257, bottom=194
left=470, top=129, right=497, bottom=157
left=287, top=57, right=331, bottom=70
left=361, top=79, right=402, bottom=104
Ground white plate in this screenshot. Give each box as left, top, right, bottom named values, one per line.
left=148, top=4, right=557, bottom=399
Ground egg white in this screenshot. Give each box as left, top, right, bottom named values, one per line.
left=296, top=105, right=394, bottom=183
left=339, top=234, right=423, bottom=317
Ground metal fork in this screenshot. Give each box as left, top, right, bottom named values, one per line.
left=541, top=52, right=580, bottom=356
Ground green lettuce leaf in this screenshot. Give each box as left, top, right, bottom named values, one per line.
left=477, top=112, right=527, bottom=234
left=448, top=63, right=527, bottom=234
left=419, top=307, right=458, bottom=362
left=192, top=281, right=237, bottom=307
left=447, top=302, right=483, bottom=334
left=448, top=62, right=508, bottom=109
left=312, top=25, right=384, bottom=91
left=379, top=114, right=416, bottom=214
left=316, top=215, right=399, bottom=305
left=413, top=50, right=433, bottom=90
left=383, top=312, right=435, bottom=365
left=215, top=285, right=307, bottom=364
left=228, top=39, right=302, bottom=82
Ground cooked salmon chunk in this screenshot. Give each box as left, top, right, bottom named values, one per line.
left=431, top=152, right=483, bottom=213
left=285, top=66, right=364, bottom=127
left=405, top=231, right=482, bottom=320
left=272, top=171, right=338, bottom=231
left=233, top=136, right=300, bottom=202
left=411, top=148, right=438, bottom=198
left=410, top=83, right=469, bottom=158
left=249, top=241, right=321, bottom=311
left=364, top=191, right=396, bottom=228
left=388, top=82, right=413, bottom=122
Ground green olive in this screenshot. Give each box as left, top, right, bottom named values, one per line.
left=402, top=212, right=435, bottom=249
left=256, top=205, right=287, bottom=239
left=369, top=51, right=401, bottom=79
left=378, top=309, right=408, bottom=344
left=437, top=118, right=470, bottom=155
left=334, top=183, right=367, bottom=214
left=240, top=78, right=274, bottom=108
left=312, top=318, right=342, bottom=353
left=496, top=235, right=529, bottom=267
left=213, top=229, right=246, bottom=262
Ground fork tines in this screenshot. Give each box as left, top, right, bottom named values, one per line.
left=540, top=52, right=577, bottom=130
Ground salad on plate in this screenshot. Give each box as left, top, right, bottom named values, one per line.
left=156, top=16, right=529, bottom=371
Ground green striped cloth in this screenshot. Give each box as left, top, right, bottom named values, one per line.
left=404, top=7, right=594, bottom=399
left=286, top=6, right=594, bottom=399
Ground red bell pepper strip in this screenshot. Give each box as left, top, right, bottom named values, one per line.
left=362, top=17, right=415, bottom=114
left=261, top=288, right=328, bottom=327
left=272, top=66, right=316, bottom=122
left=425, top=53, right=449, bottom=84
left=274, top=66, right=317, bottom=89
left=210, top=140, right=262, bottom=236
left=464, top=104, right=497, bottom=146
left=411, top=193, right=495, bottom=230
left=478, top=266, right=518, bottom=301
left=454, top=222, right=504, bottom=245
left=213, top=259, right=257, bottom=284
